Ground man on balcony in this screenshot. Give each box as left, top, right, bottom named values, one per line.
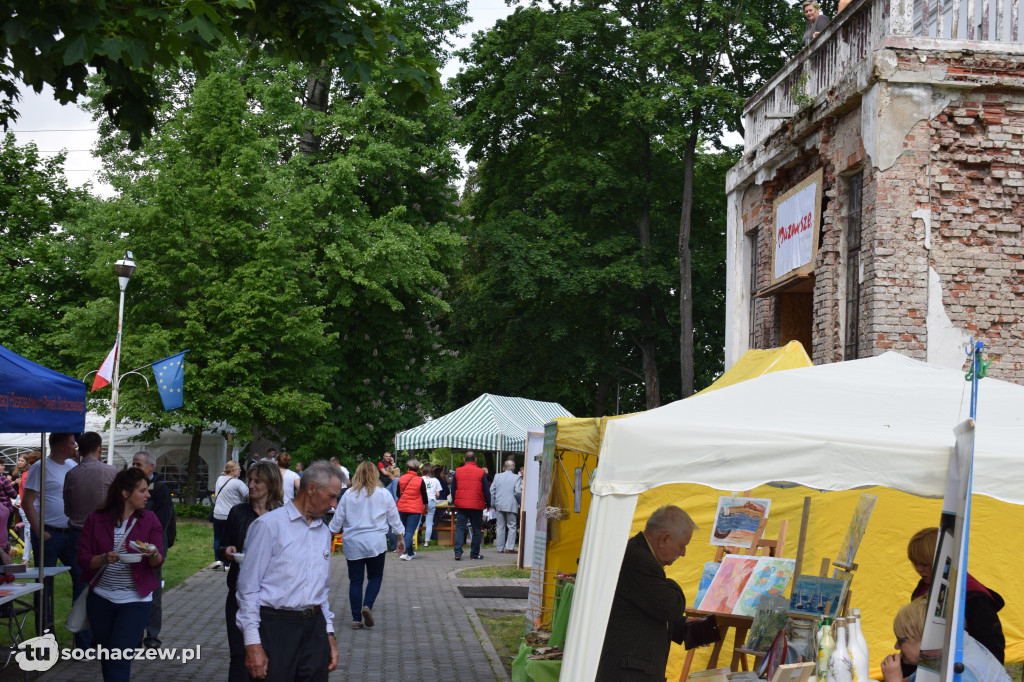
left=803, top=0, right=829, bottom=44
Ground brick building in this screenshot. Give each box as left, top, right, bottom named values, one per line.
left=724, top=0, right=1024, bottom=380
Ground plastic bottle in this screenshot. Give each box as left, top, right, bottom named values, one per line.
left=827, top=618, right=853, bottom=682
left=848, top=609, right=870, bottom=682
left=816, top=618, right=835, bottom=682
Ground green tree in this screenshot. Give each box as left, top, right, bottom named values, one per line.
left=0, top=133, right=91, bottom=368
left=449, top=0, right=800, bottom=410
left=60, top=33, right=464, bottom=489
left=1, top=0, right=442, bottom=147
left=447, top=6, right=688, bottom=415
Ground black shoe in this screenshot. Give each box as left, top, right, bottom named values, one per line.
left=143, top=637, right=161, bottom=649
left=470, top=555, right=484, bottom=560
left=454, top=555, right=462, bottom=561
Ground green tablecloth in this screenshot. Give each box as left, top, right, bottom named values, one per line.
left=511, top=581, right=574, bottom=681
left=549, top=582, right=573, bottom=648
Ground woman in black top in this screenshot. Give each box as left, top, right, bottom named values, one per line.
left=217, top=461, right=284, bottom=682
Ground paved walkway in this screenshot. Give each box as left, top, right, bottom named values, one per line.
left=34, top=546, right=526, bottom=681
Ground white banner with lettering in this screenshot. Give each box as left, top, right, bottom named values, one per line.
left=774, top=180, right=818, bottom=279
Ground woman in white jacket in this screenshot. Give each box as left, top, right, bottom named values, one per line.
left=328, top=462, right=405, bottom=629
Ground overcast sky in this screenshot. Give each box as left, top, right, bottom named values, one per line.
left=8, top=0, right=516, bottom=198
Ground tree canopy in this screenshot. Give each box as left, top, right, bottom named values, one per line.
left=0, top=0, right=443, bottom=147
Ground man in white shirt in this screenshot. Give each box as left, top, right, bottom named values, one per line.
left=22, top=431, right=78, bottom=631
left=237, top=461, right=343, bottom=681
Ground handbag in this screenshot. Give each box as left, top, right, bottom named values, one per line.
left=208, top=479, right=231, bottom=522
left=66, top=516, right=139, bottom=633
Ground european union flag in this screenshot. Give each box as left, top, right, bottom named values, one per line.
left=152, top=350, right=188, bottom=411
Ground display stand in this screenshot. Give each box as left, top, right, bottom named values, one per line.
left=679, top=516, right=789, bottom=682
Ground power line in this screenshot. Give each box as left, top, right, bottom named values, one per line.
left=8, top=128, right=98, bottom=133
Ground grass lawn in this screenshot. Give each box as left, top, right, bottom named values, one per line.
left=476, top=609, right=527, bottom=677
left=459, top=565, right=531, bottom=580
left=0, top=519, right=213, bottom=650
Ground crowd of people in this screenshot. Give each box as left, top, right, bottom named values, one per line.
left=0, top=434, right=526, bottom=681
left=0, top=432, right=177, bottom=680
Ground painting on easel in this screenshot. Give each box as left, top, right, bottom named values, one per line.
left=787, top=575, right=848, bottom=618
left=694, top=562, right=721, bottom=608
left=734, top=557, right=796, bottom=616
left=698, top=555, right=759, bottom=614
left=710, top=496, right=772, bottom=548
left=835, top=493, right=877, bottom=568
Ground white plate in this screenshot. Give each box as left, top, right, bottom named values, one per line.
left=119, top=553, right=143, bottom=564
left=233, top=553, right=245, bottom=564
left=129, top=540, right=154, bottom=553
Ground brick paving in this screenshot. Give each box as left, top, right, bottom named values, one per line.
left=32, top=546, right=524, bottom=681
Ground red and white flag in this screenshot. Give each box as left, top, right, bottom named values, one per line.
left=92, top=342, right=118, bottom=391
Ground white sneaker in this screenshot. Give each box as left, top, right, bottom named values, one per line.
left=399, top=554, right=412, bottom=561
left=423, top=541, right=429, bottom=547
left=212, top=561, right=223, bottom=570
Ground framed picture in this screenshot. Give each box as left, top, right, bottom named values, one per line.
left=787, top=575, right=849, bottom=618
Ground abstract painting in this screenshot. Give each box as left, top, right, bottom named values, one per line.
left=710, top=496, right=772, bottom=548
left=698, top=555, right=759, bottom=614
left=734, top=557, right=796, bottom=616
left=693, top=562, right=721, bottom=609
left=835, top=493, right=877, bottom=568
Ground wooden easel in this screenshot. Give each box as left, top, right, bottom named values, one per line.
left=817, top=556, right=856, bottom=616
left=679, top=516, right=789, bottom=682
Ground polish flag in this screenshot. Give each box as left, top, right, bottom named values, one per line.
left=92, top=344, right=118, bottom=391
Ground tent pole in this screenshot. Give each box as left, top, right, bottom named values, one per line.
left=38, top=433, right=46, bottom=632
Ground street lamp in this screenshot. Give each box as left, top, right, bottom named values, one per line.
left=108, top=250, right=135, bottom=465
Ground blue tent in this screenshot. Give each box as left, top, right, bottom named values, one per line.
left=0, top=343, right=86, bottom=433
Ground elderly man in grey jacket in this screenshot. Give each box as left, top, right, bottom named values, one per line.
left=489, top=461, right=522, bottom=554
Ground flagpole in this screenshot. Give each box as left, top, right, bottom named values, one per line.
left=109, top=251, right=136, bottom=465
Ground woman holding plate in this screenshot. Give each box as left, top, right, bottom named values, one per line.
left=217, top=460, right=284, bottom=682
left=77, top=467, right=164, bottom=682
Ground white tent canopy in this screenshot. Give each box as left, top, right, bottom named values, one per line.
left=563, top=352, right=1024, bottom=681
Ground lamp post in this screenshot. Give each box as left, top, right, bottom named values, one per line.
left=108, top=250, right=136, bottom=465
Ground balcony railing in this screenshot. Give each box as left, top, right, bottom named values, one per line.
left=743, top=0, right=1024, bottom=151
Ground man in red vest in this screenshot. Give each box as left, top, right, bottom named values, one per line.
left=396, top=460, right=428, bottom=560
left=450, top=451, right=491, bottom=560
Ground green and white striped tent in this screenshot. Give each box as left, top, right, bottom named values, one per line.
left=394, top=393, right=573, bottom=453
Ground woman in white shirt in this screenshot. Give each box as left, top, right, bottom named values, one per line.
left=328, top=461, right=405, bottom=629
left=211, top=461, right=248, bottom=569
left=421, top=469, right=441, bottom=546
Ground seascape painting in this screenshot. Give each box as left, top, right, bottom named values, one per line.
left=787, top=575, right=849, bottom=618
left=710, top=496, right=772, bottom=548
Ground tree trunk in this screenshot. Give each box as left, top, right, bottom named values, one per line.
left=678, top=131, right=698, bottom=397
left=636, top=129, right=661, bottom=409
left=299, top=67, right=332, bottom=157
left=185, top=424, right=203, bottom=505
